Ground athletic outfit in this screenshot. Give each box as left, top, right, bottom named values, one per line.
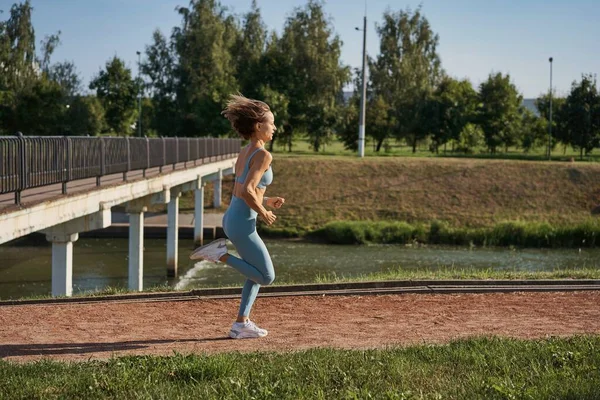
left=222, top=146, right=274, bottom=318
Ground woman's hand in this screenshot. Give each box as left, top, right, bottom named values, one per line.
left=266, top=197, right=285, bottom=209
left=260, top=210, right=277, bottom=226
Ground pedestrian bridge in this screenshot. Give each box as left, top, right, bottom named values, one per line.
left=0, top=136, right=241, bottom=297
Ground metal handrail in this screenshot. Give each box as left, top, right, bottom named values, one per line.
left=0, top=136, right=241, bottom=205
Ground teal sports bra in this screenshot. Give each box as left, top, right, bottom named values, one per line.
left=234, top=147, right=273, bottom=189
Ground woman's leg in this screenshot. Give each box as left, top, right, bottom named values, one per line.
left=225, top=231, right=274, bottom=317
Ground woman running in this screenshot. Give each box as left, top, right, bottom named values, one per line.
left=190, top=94, right=285, bottom=339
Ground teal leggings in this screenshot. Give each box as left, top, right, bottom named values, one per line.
left=222, top=196, right=275, bottom=317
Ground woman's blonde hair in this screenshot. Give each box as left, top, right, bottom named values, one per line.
left=221, top=94, right=271, bottom=140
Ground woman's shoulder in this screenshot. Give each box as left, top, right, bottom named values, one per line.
left=257, top=148, right=273, bottom=162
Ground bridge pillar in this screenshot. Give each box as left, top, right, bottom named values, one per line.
left=47, top=233, right=78, bottom=297
left=42, top=208, right=111, bottom=297
left=126, top=204, right=147, bottom=291
left=194, top=179, right=206, bottom=246
left=213, top=168, right=222, bottom=208
left=124, top=191, right=169, bottom=291
left=167, top=190, right=182, bottom=277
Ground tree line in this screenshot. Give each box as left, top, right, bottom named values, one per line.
left=1, top=0, right=599, bottom=158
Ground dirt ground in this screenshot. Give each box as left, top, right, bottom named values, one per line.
left=0, top=291, right=599, bottom=363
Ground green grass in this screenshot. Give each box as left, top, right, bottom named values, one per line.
left=311, top=265, right=600, bottom=283
left=1, top=336, right=599, bottom=399
left=163, top=154, right=600, bottom=234
left=270, top=137, right=600, bottom=162
left=7, top=266, right=600, bottom=302
left=305, top=219, right=600, bottom=248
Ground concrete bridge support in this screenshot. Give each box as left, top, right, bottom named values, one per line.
left=167, top=189, right=182, bottom=277
left=48, top=233, right=78, bottom=297
left=125, top=190, right=170, bottom=291
left=194, top=179, right=206, bottom=246
left=42, top=208, right=111, bottom=297
left=213, top=168, right=222, bottom=208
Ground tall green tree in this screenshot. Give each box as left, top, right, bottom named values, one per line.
left=11, top=78, right=66, bottom=135
left=141, top=29, right=179, bottom=136
left=173, top=0, right=239, bottom=137
left=339, top=68, right=396, bottom=153
left=519, top=108, right=547, bottom=153
left=455, top=123, right=484, bottom=153
left=39, top=31, right=61, bottom=73
left=258, top=31, right=296, bottom=150
left=0, top=1, right=65, bottom=135
left=535, top=92, right=566, bottom=152
left=559, top=74, right=600, bottom=159
left=0, top=1, right=36, bottom=93
left=89, top=56, right=138, bottom=135
left=477, top=72, right=523, bottom=153
left=48, top=61, right=81, bottom=98
left=428, top=76, right=477, bottom=153
left=337, top=92, right=360, bottom=151
left=234, top=0, right=267, bottom=99
left=64, top=95, right=105, bottom=136
left=258, top=83, right=290, bottom=152
left=369, top=6, right=443, bottom=153
left=275, top=0, right=350, bottom=152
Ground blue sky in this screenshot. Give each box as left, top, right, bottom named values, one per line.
left=5, top=0, right=599, bottom=98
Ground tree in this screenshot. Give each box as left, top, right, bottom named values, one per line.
left=477, top=72, right=523, bottom=153
left=11, top=78, right=66, bottom=135
left=258, top=31, right=296, bottom=150
left=519, top=108, right=547, bottom=153
left=274, top=0, right=350, bottom=152
left=48, top=61, right=81, bottom=98
left=559, top=74, right=600, bottom=159
left=234, top=0, right=267, bottom=99
left=456, top=123, right=484, bottom=153
left=89, top=56, right=138, bottom=135
left=39, top=32, right=61, bottom=73
left=339, top=67, right=396, bottom=153
left=369, top=6, right=443, bottom=153
left=0, top=1, right=36, bottom=93
left=0, top=1, right=69, bottom=135
left=64, top=95, right=105, bottom=136
left=337, top=92, right=360, bottom=151
left=366, top=95, right=395, bottom=152
left=535, top=92, right=566, bottom=152
left=428, top=76, right=477, bottom=153
left=173, top=0, right=239, bottom=137
left=257, top=84, right=289, bottom=152
left=141, top=29, right=179, bottom=136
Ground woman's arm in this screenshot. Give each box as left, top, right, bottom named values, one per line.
left=264, top=197, right=285, bottom=209
left=241, top=151, right=276, bottom=225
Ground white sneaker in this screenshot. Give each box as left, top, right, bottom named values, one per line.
left=229, top=320, right=268, bottom=339
left=189, top=238, right=228, bottom=262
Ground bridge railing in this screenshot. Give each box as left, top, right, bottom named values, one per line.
left=0, top=136, right=241, bottom=205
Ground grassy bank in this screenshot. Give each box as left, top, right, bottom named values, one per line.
left=1, top=336, right=598, bottom=399
left=305, top=219, right=600, bottom=248
left=7, top=266, right=599, bottom=302
left=188, top=157, right=600, bottom=231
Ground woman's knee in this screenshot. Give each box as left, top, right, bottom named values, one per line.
left=261, top=271, right=275, bottom=285
left=254, top=259, right=275, bottom=285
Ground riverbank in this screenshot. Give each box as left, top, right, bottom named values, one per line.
left=197, top=156, right=600, bottom=231
left=301, top=219, right=600, bottom=248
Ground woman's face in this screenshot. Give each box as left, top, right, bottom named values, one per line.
left=255, top=111, right=276, bottom=142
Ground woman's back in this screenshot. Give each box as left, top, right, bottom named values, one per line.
left=233, top=145, right=272, bottom=198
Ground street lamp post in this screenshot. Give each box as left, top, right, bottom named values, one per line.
left=136, top=51, right=142, bottom=138
left=355, top=16, right=367, bottom=158
left=548, top=57, right=553, bottom=160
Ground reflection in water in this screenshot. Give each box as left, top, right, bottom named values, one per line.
left=0, top=238, right=598, bottom=299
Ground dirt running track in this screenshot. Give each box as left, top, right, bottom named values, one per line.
left=0, top=291, right=599, bottom=363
